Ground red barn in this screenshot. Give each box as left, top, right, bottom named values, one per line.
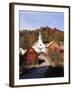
left=23, top=48, right=38, bottom=65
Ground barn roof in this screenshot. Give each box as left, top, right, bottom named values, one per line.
left=24, top=47, right=38, bottom=55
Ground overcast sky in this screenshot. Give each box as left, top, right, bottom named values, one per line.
left=19, top=10, right=64, bottom=31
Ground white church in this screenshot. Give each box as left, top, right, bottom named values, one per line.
left=32, top=30, right=46, bottom=53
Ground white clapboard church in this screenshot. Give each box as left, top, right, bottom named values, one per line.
left=32, top=30, right=45, bottom=53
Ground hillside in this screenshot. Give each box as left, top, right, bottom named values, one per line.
left=19, top=26, right=64, bottom=49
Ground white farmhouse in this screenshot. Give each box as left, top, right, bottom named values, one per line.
left=19, top=48, right=26, bottom=55
left=32, top=30, right=45, bottom=53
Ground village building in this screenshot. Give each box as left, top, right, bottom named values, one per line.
left=23, top=48, right=38, bottom=66
left=59, top=45, right=64, bottom=61
left=60, top=45, right=64, bottom=53
left=19, top=48, right=26, bottom=55
left=45, top=41, right=60, bottom=55
left=32, top=30, right=45, bottom=53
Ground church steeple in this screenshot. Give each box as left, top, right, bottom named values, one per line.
left=32, top=30, right=45, bottom=53
left=38, top=30, right=43, bottom=43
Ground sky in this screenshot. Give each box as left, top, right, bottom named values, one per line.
left=19, top=10, right=64, bottom=31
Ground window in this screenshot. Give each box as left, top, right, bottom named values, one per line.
left=60, top=50, right=64, bottom=53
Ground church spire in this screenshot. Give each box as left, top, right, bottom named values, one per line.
left=32, top=30, right=45, bottom=53
left=38, top=30, right=43, bottom=42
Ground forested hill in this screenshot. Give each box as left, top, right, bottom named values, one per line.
left=19, top=26, right=64, bottom=49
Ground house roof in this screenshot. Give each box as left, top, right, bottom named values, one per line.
left=19, top=48, right=26, bottom=55
left=45, top=41, right=55, bottom=48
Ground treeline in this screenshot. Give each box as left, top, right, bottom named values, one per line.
left=19, top=26, right=64, bottom=49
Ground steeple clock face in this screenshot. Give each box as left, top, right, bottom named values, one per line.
left=37, top=47, right=42, bottom=52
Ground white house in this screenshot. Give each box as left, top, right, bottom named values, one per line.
left=32, top=30, right=45, bottom=53
left=19, top=48, right=26, bottom=55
